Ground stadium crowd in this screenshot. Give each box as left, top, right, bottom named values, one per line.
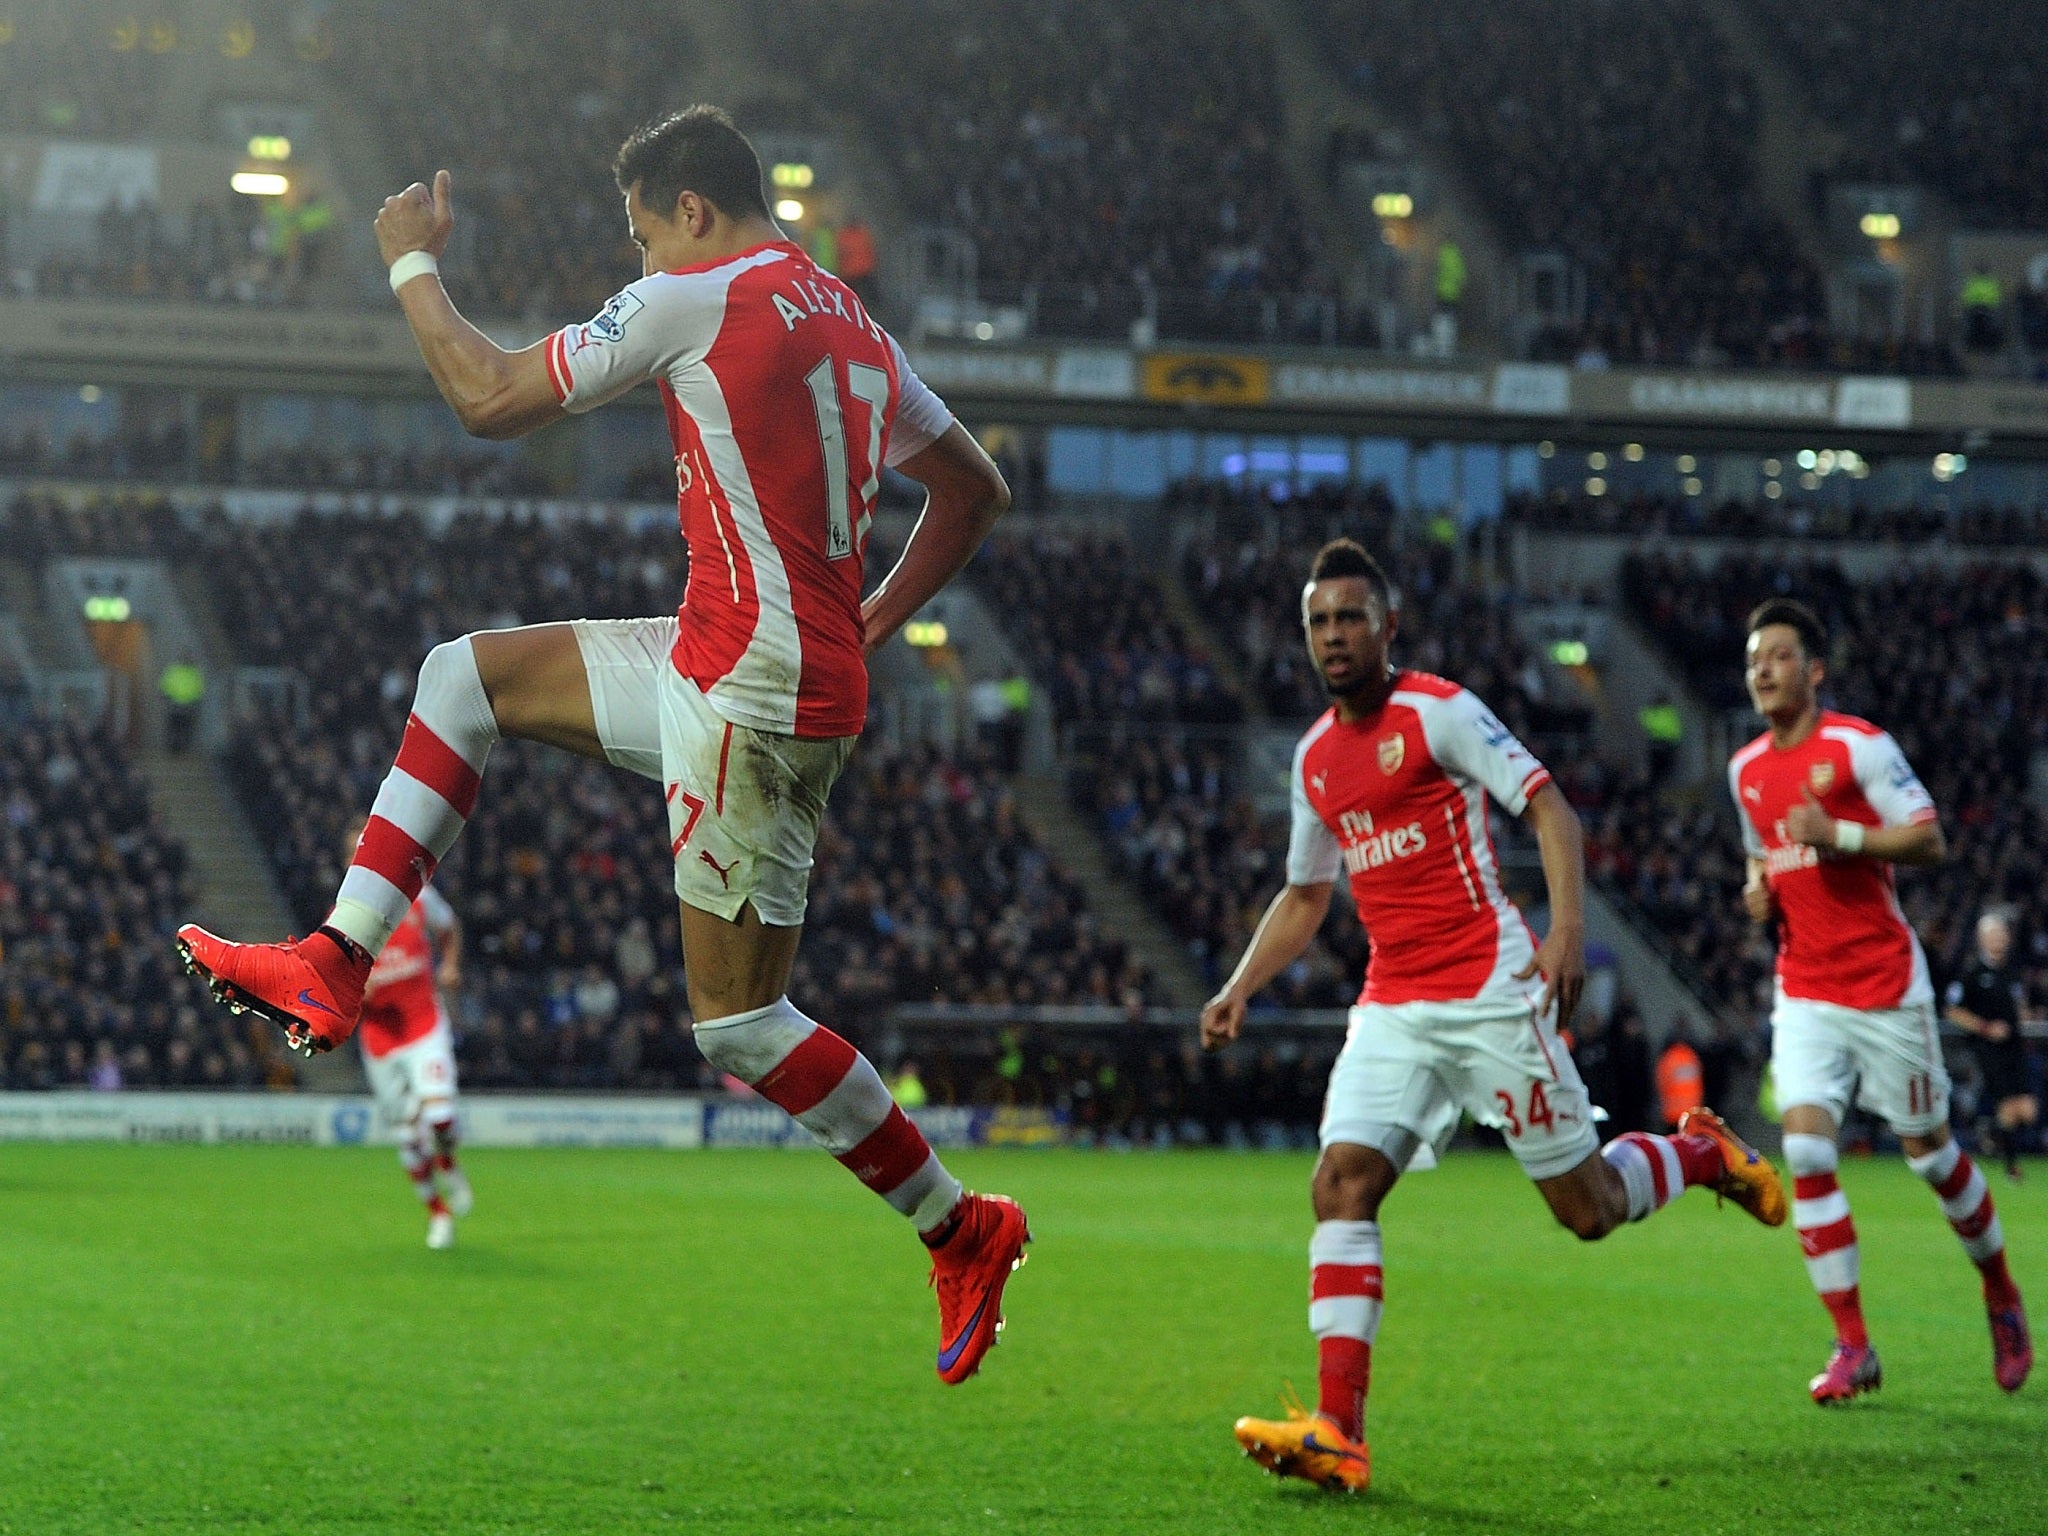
left=721, top=0, right=1329, bottom=342
left=13, top=196, right=311, bottom=307
left=1309, top=0, right=1954, bottom=373
left=1751, top=0, right=2048, bottom=231
left=1511, top=487, right=2048, bottom=547
left=321, top=0, right=696, bottom=321
left=0, top=715, right=282, bottom=1091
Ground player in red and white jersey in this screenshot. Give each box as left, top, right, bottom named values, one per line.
left=1730, top=598, right=2029, bottom=1402
left=349, top=810, right=472, bottom=1249
left=1207, top=540, right=1783, bottom=1493
left=178, top=107, right=1028, bottom=1382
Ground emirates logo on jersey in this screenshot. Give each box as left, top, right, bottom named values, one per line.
left=1378, top=733, right=1405, bottom=775
left=1809, top=761, right=1835, bottom=794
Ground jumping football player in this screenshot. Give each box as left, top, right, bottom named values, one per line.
left=1204, top=540, right=1783, bottom=1493
left=347, top=817, right=471, bottom=1250
left=178, top=106, right=1028, bottom=1382
left=1732, top=598, right=2030, bottom=1402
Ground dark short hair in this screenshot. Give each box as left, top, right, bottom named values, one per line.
left=1309, top=537, right=1394, bottom=613
left=614, top=105, right=770, bottom=222
left=1746, top=597, right=1827, bottom=662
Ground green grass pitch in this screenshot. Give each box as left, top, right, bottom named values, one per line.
left=0, top=1144, right=2040, bottom=1534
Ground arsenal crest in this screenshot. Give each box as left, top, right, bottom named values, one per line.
left=1378, top=733, right=1405, bottom=775
left=1809, top=761, right=1835, bottom=795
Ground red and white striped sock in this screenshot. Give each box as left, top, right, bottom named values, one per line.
left=696, top=998, right=964, bottom=1233
left=1786, top=1132, right=1868, bottom=1346
left=400, top=1137, right=439, bottom=1207
left=1309, top=1219, right=1382, bottom=1442
left=427, top=1112, right=459, bottom=1174
left=328, top=637, right=499, bottom=957
left=1599, top=1130, right=1724, bottom=1220
left=1907, top=1140, right=2019, bottom=1305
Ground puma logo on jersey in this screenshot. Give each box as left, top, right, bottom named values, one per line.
left=698, top=850, right=738, bottom=887
left=1743, top=784, right=1762, bottom=802
left=1310, top=772, right=1328, bottom=796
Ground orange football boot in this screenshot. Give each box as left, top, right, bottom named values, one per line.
left=1678, top=1106, right=1788, bottom=1226
left=1234, top=1396, right=1371, bottom=1493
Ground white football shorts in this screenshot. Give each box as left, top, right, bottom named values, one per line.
left=572, top=617, right=855, bottom=928
left=1322, top=994, right=1600, bottom=1181
left=1770, top=990, right=1950, bottom=1136
left=363, top=1012, right=458, bottom=1131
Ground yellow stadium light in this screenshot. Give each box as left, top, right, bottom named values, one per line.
left=145, top=21, right=176, bottom=52
left=775, top=198, right=805, bottom=222
left=247, top=135, right=292, bottom=161
left=221, top=20, right=254, bottom=57
left=1371, top=192, right=1414, bottom=220
left=903, top=621, right=950, bottom=648
left=1682, top=476, right=1703, bottom=496
left=1584, top=477, right=1606, bottom=497
left=1676, top=454, right=1696, bottom=473
left=83, top=595, right=133, bottom=622
left=771, top=162, right=815, bottom=189
left=1623, top=442, right=1644, bottom=462
left=110, top=18, right=139, bottom=50
left=1549, top=639, right=1589, bottom=666
left=231, top=171, right=289, bottom=196
left=1859, top=212, right=1901, bottom=240
left=1587, top=451, right=1607, bottom=470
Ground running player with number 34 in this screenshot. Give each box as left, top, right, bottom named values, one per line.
left=1204, top=540, right=1785, bottom=1494
left=177, top=106, right=1030, bottom=1384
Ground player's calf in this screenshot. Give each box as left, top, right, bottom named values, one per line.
left=693, top=996, right=1030, bottom=1380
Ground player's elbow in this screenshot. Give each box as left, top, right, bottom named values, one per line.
left=1918, top=824, right=1948, bottom=864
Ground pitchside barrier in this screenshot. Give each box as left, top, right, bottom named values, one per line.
left=0, top=1092, right=1066, bottom=1150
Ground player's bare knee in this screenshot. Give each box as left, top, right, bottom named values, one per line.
left=1312, top=1145, right=1394, bottom=1221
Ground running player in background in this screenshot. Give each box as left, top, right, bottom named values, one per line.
left=348, top=817, right=472, bottom=1250
left=1944, top=909, right=2037, bottom=1183
left=1205, top=540, right=1783, bottom=1494
left=178, top=106, right=1028, bottom=1383
left=1732, top=598, right=2030, bottom=1402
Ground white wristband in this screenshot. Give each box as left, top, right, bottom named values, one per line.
left=388, top=250, right=439, bottom=293
left=1833, top=819, right=1865, bottom=854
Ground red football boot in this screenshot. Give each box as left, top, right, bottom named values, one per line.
left=176, top=925, right=367, bottom=1055
left=1990, top=1300, right=2032, bottom=1393
left=929, top=1192, right=1030, bottom=1384
left=1809, top=1341, right=1882, bottom=1404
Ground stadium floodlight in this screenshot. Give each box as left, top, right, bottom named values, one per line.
left=1859, top=211, right=1901, bottom=240
left=771, top=162, right=815, bottom=189
left=83, top=595, right=133, bottom=622
left=247, top=135, right=292, bottom=161
left=231, top=172, right=289, bottom=196
left=775, top=198, right=805, bottom=222
left=1548, top=639, right=1589, bottom=666
left=1682, top=476, right=1703, bottom=496
left=903, top=621, right=950, bottom=648
left=1584, top=477, right=1606, bottom=496
left=1371, top=192, right=1413, bottom=219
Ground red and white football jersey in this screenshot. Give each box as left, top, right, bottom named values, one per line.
left=1728, top=710, right=1938, bottom=1010
left=547, top=241, right=953, bottom=739
left=359, top=887, right=456, bottom=1059
left=1288, top=672, right=1552, bottom=1006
